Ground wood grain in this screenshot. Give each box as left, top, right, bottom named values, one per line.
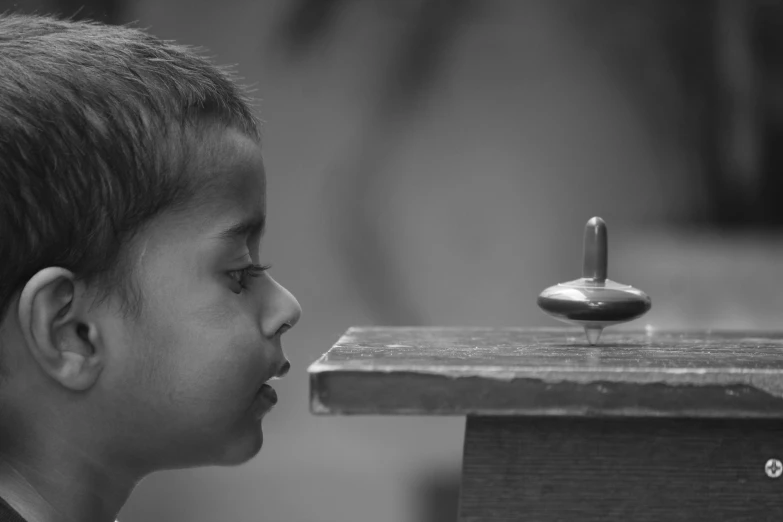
left=458, top=416, right=783, bottom=521
left=308, top=327, right=783, bottom=417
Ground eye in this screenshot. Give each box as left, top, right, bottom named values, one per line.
left=229, top=263, right=271, bottom=292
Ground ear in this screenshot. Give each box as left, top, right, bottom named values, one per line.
left=16, top=267, right=105, bottom=391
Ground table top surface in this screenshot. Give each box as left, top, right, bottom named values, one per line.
left=308, top=327, right=783, bottom=417
left=310, top=326, right=783, bottom=372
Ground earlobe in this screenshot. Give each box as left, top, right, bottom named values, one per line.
left=17, top=267, right=104, bottom=391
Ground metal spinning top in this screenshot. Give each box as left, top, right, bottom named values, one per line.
left=537, top=217, right=651, bottom=345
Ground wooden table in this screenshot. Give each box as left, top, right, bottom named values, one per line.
left=307, top=327, right=783, bottom=521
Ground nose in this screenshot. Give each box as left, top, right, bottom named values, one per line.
left=260, top=276, right=301, bottom=380
left=261, top=274, right=302, bottom=336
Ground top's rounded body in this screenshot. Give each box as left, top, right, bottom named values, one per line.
left=537, top=278, right=651, bottom=328
left=536, top=217, right=651, bottom=344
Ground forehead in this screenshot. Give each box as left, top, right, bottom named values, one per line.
left=132, top=126, right=267, bottom=254
left=187, top=126, right=266, bottom=213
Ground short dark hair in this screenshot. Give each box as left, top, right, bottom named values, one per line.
left=0, top=13, right=262, bottom=342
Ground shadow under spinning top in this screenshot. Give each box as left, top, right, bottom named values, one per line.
left=537, top=217, right=651, bottom=345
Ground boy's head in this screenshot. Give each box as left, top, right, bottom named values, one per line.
left=0, top=10, right=301, bottom=489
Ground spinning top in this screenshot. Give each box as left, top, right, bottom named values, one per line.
left=537, top=217, right=651, bottom=345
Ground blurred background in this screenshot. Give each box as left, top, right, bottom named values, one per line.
left=4, top=0, right=783, bottom=520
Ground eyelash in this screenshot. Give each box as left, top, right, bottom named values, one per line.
left=230, top=263, right=272, bottom=291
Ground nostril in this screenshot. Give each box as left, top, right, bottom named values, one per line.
left=278, top=321, right=293, bottom=336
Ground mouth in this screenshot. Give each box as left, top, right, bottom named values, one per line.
left=256, top=383, right=278, bottom=406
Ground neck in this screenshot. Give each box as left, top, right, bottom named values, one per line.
left=0, top=447, right=140, bottom=522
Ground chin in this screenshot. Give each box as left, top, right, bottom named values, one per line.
left=218, top=422, right=265, bottom=466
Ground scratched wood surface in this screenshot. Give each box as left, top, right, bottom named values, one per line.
left=308, top=327, right=783, bottom=417
left=458, top=416, right=783, bottom=522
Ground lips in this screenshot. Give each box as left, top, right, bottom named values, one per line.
left=258, top=383, right=278, bottom=405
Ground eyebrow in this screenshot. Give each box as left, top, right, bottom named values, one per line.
left=213, top=212, right=266, bottom=242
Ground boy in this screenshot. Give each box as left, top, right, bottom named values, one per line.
left=0, top=11, right=301, bottom=522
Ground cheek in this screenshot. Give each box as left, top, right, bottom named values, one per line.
left=124, top=274, right=269, bottom=420
left=161, top=301, right=267, bottom=409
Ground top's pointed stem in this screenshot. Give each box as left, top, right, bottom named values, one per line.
left=582, top=216, right=607, bottom=282
left=585, top=326, right=603, bottom=345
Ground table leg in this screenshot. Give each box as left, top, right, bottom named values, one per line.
left=457, top=416, right=783, bottom=521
